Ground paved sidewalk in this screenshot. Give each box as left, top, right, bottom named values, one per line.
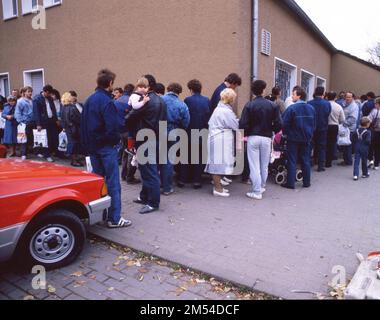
left=0, top=237, right=271, bottom=300
left=89, top=164, right=380, bottom=299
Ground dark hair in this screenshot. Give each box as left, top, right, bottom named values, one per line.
left=327, top=91, right=337, bottom=101
left=43, top=85, right=54, bottom=94
left=314, top=87, right=325, bottom=97
left=69, top=90, right=78, bottom=97
left=293, top=87, right=307, bottom=101
left=155, top=83, right=165, bottom=95
left=187, top=79, right=202, bottom=94
left=51, top=89, right=61, bottom=101
left=346, top=91, right=355, bottom=97
left=113, top=87, right=123, bottom=95
left=367, top=92, right=376, bottom=99
left=360, top=94, right=368, bottom=102
left=144, top=74, right=157, bottom=91
left=167, top=83, right=183, bottom=95
left=124, top=84, right=135, bottom=96
left=97, top=69, right=116, bottom=89
left=225, top=73, right=242, bottom=86
left=272, top=87, right=281, bottom=97
left=251, top=80, right=267, bottom=96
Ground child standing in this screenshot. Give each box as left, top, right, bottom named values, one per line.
left=353, top=117, right=372, bottom=181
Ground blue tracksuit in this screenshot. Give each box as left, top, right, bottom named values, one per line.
left=353, top=128, right=372, bottom=177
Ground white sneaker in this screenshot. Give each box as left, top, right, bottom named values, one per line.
left=260, top=188, right=266, bottom=194
left=223, top=188, right=230, bottom=193
left=213, top=189, right=230, bottom=197
left=353, top=176, right=358, bottom=181
left=46, top=157, right=54, bottom=163
left=223, top=177, right=233, bottom=184
left=211, top=180, right=230, bottom=187
left=368, top=161, right=374, bottom=168
left=21, top=156, right=26, bottom=161
left=37, top=154, right=44, bottom=158
left=375, top=167, right=379, bottom=171
left=246, top=192, right=263, bottom=200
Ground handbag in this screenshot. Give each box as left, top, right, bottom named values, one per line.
left=371, top=110, right=380, bottom=132
left=58, top=131, right=68, bottom=152
left=33, top=129, right=48, bottom=148
left=337, top=125, right=351, bottom=146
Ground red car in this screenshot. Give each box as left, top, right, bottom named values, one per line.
left=0, top=159, right=111, bottom=270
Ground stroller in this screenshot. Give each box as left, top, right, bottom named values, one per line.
left=269, top=131, right=303, bottom=185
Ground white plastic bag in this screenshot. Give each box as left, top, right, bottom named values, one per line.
left=337, top=125, right=351, bottom=146
left=58, top=131, right=68, bottom=152
left=33, top=129, right=48, bottom=148
left=17, top=123, right=27, bottom=144
left=85, top=156, right=93, bottom=173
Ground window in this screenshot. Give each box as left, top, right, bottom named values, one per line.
left=23, top=69, right=44, bottom=95
left=274, top=58, right=297, bottom=101
left=301, top=70, right=315, bottom=101
left=21, top=0, right=38, bottom=14
left=2, top=0, right=18, bottom=20
left=261, top=29, right=271, bottom=56
left=43, top=0, right=61, bottom=8
left=316, top=76, right=327, bottom=89
left=0, top=73, right=10, bottom=98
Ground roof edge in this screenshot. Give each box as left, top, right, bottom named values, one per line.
left=336, top=50, right=380, bottom=72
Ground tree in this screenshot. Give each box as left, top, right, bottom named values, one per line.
left=368, top=42, right=380, bottom=66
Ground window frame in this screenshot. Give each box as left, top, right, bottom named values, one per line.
left=0, top=72, right=11, bottom=98
left=2, top=0, right=19, bottom=21
left=43, top=0, right=62, bottom=9
left=316, top=76, right=327, bottom=89
left=300, top=69, right=315, bottom=101
left=23, top=68, right=45, bottom=93
left=274, top=57, right=298, bottom=101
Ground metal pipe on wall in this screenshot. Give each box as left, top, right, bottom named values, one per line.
left=252, top=0, right=259, bottom=83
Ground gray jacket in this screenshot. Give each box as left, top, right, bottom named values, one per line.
left=343, top=101, right=359, bottom=132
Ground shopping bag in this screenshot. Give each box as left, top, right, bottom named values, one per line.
left=33, top=129, right=48, bottom=148
left=58, top=131, right=68, bottom=152
left=17, top=123, right=27, bottom=144
left=337, top=125, right=351, bottom=146
left=85, top=156, right=93, bottom=173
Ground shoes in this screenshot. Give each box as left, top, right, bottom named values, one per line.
left=139, top=205, right=159, bottom=215
left=46, top=157, right=54, bottom=163
left=71, top=161, right=83, bottom=167
left=325, top=164, right=332, bottom=168
left=246, top=193, right=263, bottom=200
left=211, top=180, right=230, bottom=187
left=368, top=161, right=374, bottom=169
left=353, top=176, right=358, bottom=181
left=21, top=156, right=26, bottom=161
left=37, top=154, right=44, bottom=159
left=133, top=197, right=147, bottom=205
left=374, top=167, right=379, bottom=171
left=303, top=184, right=311, bottom=188
left=281, top=184, right=295, bottom=190
left=260, top=188, right=266, bottom=194
left=317, top=168, right=326, bottom=172
left=107, top=217, right=132, bottom=229
left=127, top=178, right=141, bottom=185
left=241, top=179, right=252, bottom=185
left=222, top=177, right=233, bottom=184
left=362, top=174, right=370, bottom=179
left=177, top=181, right=185, bottom=188
left=163, top=189, right=174, bottom=196
left=213, top=189, right=230, bottom=197
left=193, top=183, right=202, bottom=190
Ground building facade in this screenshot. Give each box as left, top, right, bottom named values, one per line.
left=0, top=0, right=379, bottom=113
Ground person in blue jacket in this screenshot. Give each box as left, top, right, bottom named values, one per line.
left=2, top=96, right=18, bottom=156
left=81, top=69, right=132, bottom=229
left=210, top=73, right=241, bottom=114
left=180, top=79, right=211, bottom=189
left=282, top=87, right=316, bottom=189
left=160, top=83, right=190, bottom=195
left=308, top=87, right=331, bottom=172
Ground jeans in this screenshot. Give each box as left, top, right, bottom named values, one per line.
left=139, top=163, right=161, bottom=208
left=179, top=136, right=206, bottom=185
left=90, top=146, right=122, bottom=224
left=247, top=136, right=271, bottom=194
left=242, top=141, right=251, bottom=181
left=286, top=141, right=311, bottom=188
left=313, top=130, right=327, bottom=170
left=326, top=125, right=338, bottom=167
left=342, top=132, right=355, bottom=165
left=353, top=148, right=369, bottom=177
left=372, top=131, right=380, bottom=167
left=21, top=122, right=35, bottom=157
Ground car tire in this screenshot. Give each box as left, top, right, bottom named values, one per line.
left=14, top=209, right=86, bottom=271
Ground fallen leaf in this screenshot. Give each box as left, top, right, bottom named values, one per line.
left=108, top=287, right=115, bottom=291
left=135, top=261, right=142, bottom=267
left=74, top=280, right=86, bottom=288
left=89, top=275, right=97, bottom=280
left=195, top=279, right=206, bottom=284
left=126, top=261, right=135, bottom=267
left=156, top=261, right=168, bottom=267
left=113, top=261, right=120, bottom=266
left=71, top=271, right=83, bottom=277
left=138, top=268, right=149, bottom=274
left=138, top=275, right=144, bottom=282
left=23, top=295, right=35, bottom=300
left=47, top=285, right=56, bottom=294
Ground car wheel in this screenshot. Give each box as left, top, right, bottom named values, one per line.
left=15, top=209, right=86, bottom=271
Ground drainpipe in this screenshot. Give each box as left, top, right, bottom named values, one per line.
left=252, top=0, right=259, bottom=84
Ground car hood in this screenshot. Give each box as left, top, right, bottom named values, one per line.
left=0, top=159, right=102, bottom=197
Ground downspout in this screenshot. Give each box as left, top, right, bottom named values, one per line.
left=252, top=0, right=259, bottom=84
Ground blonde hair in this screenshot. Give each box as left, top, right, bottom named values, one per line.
left=220, top=88, right=237, bottom=105
left=61, top=92, right=74, bottom=106
left=136, top=77, right=149, bottom=89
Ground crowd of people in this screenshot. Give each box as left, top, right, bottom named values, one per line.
left=0, top=69, right=379, bottom=229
